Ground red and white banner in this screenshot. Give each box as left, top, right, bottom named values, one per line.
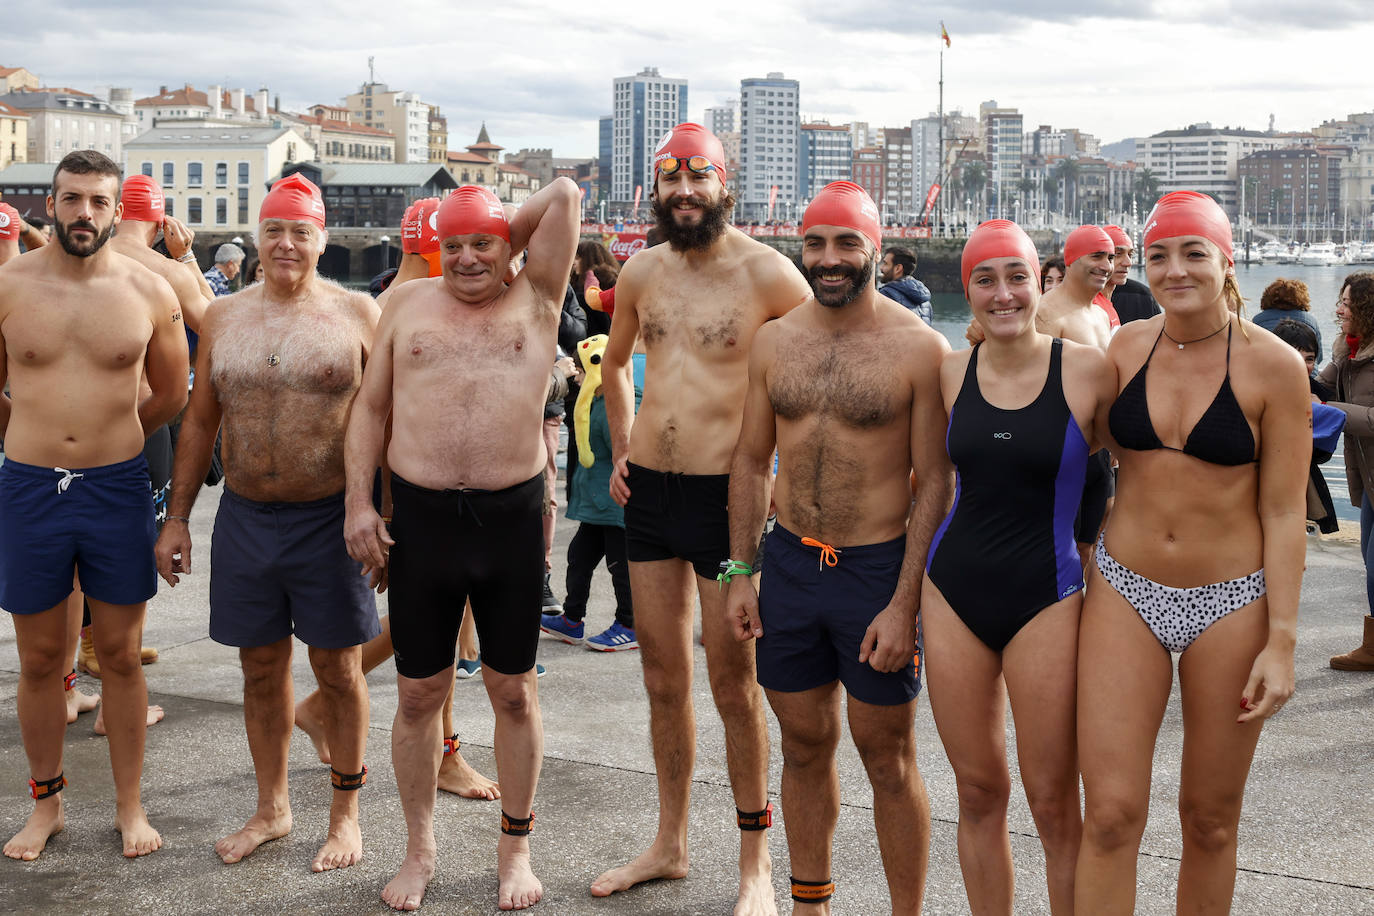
left=921, top=183, right=942, bottom=222
left=600, top=231, right=648, bottom=262
left=631, top=185, right=642, bottom=217
left=578, top=224, right=931, bottom=240
left=767, top=185, right=778, bottom=222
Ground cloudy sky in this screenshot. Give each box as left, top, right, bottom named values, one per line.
left=4, top=1, right=1370, bottom=158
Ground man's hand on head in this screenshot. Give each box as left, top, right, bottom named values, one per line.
left=162, top=216, right=195, bottom=260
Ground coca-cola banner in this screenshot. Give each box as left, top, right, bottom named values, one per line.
left=579, top=224, right=931, bottom=243
left=600, top=231, right=648, bottom=262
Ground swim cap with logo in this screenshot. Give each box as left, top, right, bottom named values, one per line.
left=1064, top=225, right=1114, bottom=267
left=260, top=173, right=326, bottom=228
left=652, top=123, right=727, bottom=183
left=436, top=186, right=509, bottom=243
left=1103, top=225, right=1132, bottom=250
left=802, top=180, right=881, bottom=253
left=119, top=175, right=165, bottom=223
left=961, top=219, right=1040, bottom=296
left=0, top=202, right=19, bottom=241
left=1142, top=190, right=1233, bottom=265
left=402, top=197, right=441, bottom=254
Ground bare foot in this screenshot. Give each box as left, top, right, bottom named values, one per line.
left=589, top=841, right=688, bottom=897
left=3, top=801, right=63, bottom=861
left=215, top=810, right=292, bottom=864
left=382, top=851, right=436, bottom=911
left=93, top=702, right=164, bottom=737
left=294, top=694, right=331, bottom=765
left=66, top=686, right=100, bottom=723
left=437, top=752, right=500, bottom=800
left=735, top=868, right=779, bottom=915
left=311, top=813, right=362, bottom=872
left=116, top=807, right=163, bottom=858
left=497, top=835, right=543, bottom=911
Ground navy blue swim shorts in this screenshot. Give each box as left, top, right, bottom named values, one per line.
left=755, top=523, right=921, bottom=706
left=0, top=455, right=157, bottom=614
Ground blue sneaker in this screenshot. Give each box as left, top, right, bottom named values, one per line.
left=455, top=656, right=481, bottom=679
left=540, top=613, right=585, bottom=645
left=587, top=622, right=639, bottom=652
left=536, top=663, right=547, bottom=678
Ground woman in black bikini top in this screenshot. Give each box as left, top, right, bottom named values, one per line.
left=1076, top=191, right=1311, bottom=913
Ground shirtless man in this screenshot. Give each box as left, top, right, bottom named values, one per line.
left=0, top=150, right=186, bottom=860
left=593, top=122, right=812, bottom=913
left=296, top=195, right=500, bottom=803
left=1039, top=224, right=1116, bottom=566
left=726, top=182, right=948, bottom=915
left=153, top=173, right=381, bottom=873
left=344, top=178, right=580, bottom=911
left=1103, top=224, right=1160, bottom=324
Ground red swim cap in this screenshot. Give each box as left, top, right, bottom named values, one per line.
left=1143, top=190, right=1233, bottom=265
left=1064, top=225, right=1114, bottom=266
left=120, top=174, right=165, bottom=223
left=1103, top=225, right=1132, bottom=250
left=402, top=197, right=441, bottom=254
left=436, top=185, right=509, bottom=243
left=961, top=219, right=1040, bottom=295
left=260, top=173, right=326, bottom=228
left=0, top=202, right=19, bottom=241
left=802, top=180, right=881, bottom=252
left=652, top=123, right=727, bottom=183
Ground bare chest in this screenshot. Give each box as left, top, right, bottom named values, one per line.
left=5, top=294, right=150, bottom=372
left=770, top=334, right=906, bottom=429
left=212, top=308, right=362, bottom=397
left=637, top=269, right=753, bottom=353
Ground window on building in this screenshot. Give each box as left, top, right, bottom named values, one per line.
left=188, top=162, right=203, bottom=187
left=215, top=162, right=227, bottom=187
left=238, top=161, right=249, bottom=185
left=163, top=162, right=174, bottom=186
left=187, top=197, right=202, bottom=224
left=164, top=197, right=174, bottom=218
left=237, top=187, right=249, bottom=224
left=216, top=198, right=228, bottom=225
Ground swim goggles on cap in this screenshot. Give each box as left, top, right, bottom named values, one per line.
left=658, top=155, right=716, bottom=176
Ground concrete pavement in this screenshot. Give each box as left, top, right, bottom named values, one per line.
left=1, top=485, right=1372, bottom=914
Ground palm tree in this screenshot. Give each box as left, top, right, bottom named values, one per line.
left=1054, top=158, right=1081, bottom=221
left=1134, top=167, right=1161, bottom=215
left=961, top=160, right=988, bottom=220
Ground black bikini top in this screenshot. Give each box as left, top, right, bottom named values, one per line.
left=1108, top=323, right=1257, bottom=466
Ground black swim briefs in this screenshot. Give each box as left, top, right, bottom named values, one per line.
left=388, top=472, right=545, bottom=679
left=623, top=462, right=729, bottom=580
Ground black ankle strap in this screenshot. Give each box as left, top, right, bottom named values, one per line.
left=330, top=766, right=367, bottom=791
left=791, top=877, right=834, bottom=903
left=29, top=773, right=66, bottom=800
left=500, top=810, right=535, bottom=836
left=737, top=801, right=773, bottom=831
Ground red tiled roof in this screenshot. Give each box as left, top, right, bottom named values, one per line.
left=296, top=114, right=393, bottom=138
left=0, top=67, right=25, bottom=77
left=467, top=142, right=503, bottom=150
left=22, top=86, right=94, bottom=97
left=135, top=86, right=257, bottom=112
left=0, top=101, right=28, bottom=118
left=447, top=151, right=491, bottom=164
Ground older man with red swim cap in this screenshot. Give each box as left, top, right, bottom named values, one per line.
left=1102, top=224, right=1159, bottom=324
left=155, top=170, right=383, bottom=876
left=343, top=177, right=580, bottom=912
left=725, top=179, right=949, bottom=912
left=590, top=122, right=811, bottom=912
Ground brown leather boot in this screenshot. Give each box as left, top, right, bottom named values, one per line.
left=1330, top=616, right=1374, bottom=671
left=77, top=626, right=101, bottom=679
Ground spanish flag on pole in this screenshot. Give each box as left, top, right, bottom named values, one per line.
left=941, top=21, right=951, bottom=46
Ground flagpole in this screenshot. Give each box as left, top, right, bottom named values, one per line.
left=938, top=38, right=944, bottom=236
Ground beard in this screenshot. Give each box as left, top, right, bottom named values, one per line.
left=651, top=190, right=733, bottom=252
left=806, top=255, right=875, bottom=309
left=55, top=216, right=113, bottom=258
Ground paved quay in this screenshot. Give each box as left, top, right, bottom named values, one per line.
left=1, top=484, right=1372, bottom=915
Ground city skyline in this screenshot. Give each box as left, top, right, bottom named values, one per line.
left=2, top=1, right=1370, bottom=159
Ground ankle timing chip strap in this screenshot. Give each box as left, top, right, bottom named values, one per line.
left=29, top=773, right=66, bottom=800
left=330, top=766, right=368, bottom=791
left=736, top=801, right=773, bottom=831
left=64, top=670, right=78, bottom=690
left=500, top=810, right=535, bottom=836
left=443, top=733, right=460, bottom=756
left=791, top=877, right=835, bottom=903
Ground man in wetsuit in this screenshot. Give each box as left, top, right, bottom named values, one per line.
left=726, top=181, right=950, bottom=915
left=593, top=122, right=812, bottom=914
left=0, top=150, right=187, bottom=860
left=343, top=177, right=580, bottom=912
left=154, top=173, right=381, bottom=874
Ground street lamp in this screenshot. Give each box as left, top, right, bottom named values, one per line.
left=379, top=234, right=391, bottom=273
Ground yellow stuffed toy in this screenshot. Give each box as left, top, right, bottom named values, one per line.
left=574, top=334, right=610, bottom=468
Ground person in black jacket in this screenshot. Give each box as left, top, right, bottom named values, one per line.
left=878, top=245, right=933, bottom=324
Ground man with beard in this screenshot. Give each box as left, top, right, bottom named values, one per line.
left=725, top=180, right=947, bottom=914
left=155, top=174, right=381, bottom=874
left=1103, top=224, right=1159, bottom=324
left=0, top=151, right=187, bottom=860
left=877, top=245, right=933, bottom=325
left=592, top=122, right=811, bottom=914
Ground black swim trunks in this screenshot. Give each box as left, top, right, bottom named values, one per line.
left=388, top=472, right=545, bottom=679
left=623, top=462, right=729, bottom=580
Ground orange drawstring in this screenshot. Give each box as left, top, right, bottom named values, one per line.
left=800, top=537, right=841, bottom=570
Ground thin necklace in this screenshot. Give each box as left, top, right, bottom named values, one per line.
left=1162, top=315, right=1229, bottom=350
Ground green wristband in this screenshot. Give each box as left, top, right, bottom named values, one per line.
left=717, top=559, right=754, bottom=590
